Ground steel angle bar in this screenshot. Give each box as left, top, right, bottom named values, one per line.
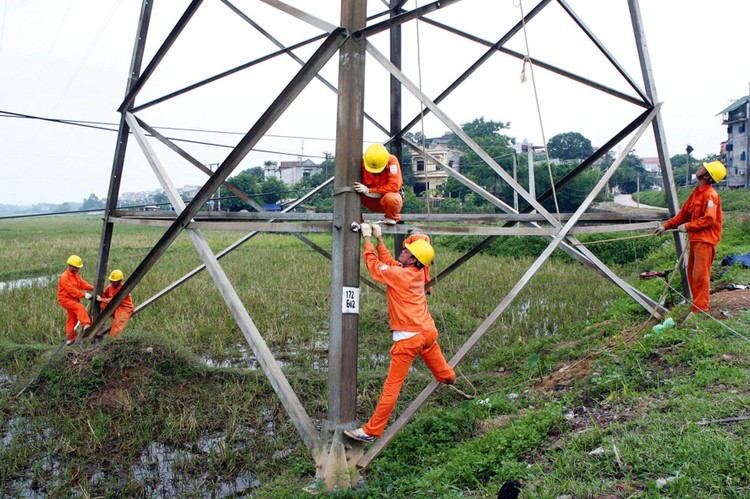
left=125, top=113, right=322, bottom=454
left=394, top=0, right=553, bottom=141
left=118, top=0, right=204, bottom=112
left=85, top=29, right=347, bottom=340
left=131, top=33, right=328, bottom=113
left=360, top=104, right=663, bottom=469
left=93, top=0, right=153, bottom=324
left=403, top=138, right=516, bottom=213
left=222, top=0, right=390, bottom=137
left=628, top=0, right=689, bottom=297
left=132, top=118, right=341, bottom=276
left=557, top=0, right=649, bottom=104
left=420, top=18, right=647, bottom=108
left=369, top=42, right=557, bottom=223
left=133, top=118, right=265, bottom=211
left=117, top=176, right=379, bottom=323
left=352, top=0, right=464, bottom=40
left=403, top=129, right=662, bottom=315
left=531, top=107, right=653, bottom=210
left=257, top=0, right=337, bottom=32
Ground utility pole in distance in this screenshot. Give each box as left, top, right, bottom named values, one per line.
left=685, top=144, right=693, bottom=188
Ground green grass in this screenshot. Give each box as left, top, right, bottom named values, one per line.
left=1, top=214, right=749, bottom=497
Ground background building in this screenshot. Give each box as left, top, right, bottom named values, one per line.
left=410, top=133, right=462, bottom=196
left=263, top=159, right=321, bottom=186
left=718, top=95, right=749, bottom=189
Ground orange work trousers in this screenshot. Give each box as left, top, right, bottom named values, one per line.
left=61, top=300, right=91, bottom=341
left=363, top=329, right=455, bottom=437
left=688, top=241, right=715, bottom=313
left=360, top=192, right=403, bottom=222
left=108, top=308, right=133, bottom=339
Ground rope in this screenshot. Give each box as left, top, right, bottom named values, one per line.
left=412, top=1, right=474, bottom=400
left=516, top=0, right=560, bottom=221
left=658, top=277, right=750, bottom=345
left=578, top=229, right=675, bottom=246
left=17, top=339, right=69, bottom=397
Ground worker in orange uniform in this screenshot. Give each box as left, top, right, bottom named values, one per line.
left=354, top=143, right=404, bottom=225
left=96, top=269, right=134, bottom=339
left=345, top=223, right=455, bottom=443
left=57, top=254, right=94, bottom=345
left=654, top=161, right=725, bottom=318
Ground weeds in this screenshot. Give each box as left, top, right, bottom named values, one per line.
left=1, top=215, right=749, bottom=496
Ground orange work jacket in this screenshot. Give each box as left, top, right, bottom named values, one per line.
left=663, top=184, right=722, bottom=246
left=99, top=284, right=134, bottom=313
left=361, top=154, right=403, bottom=196
left=364, top=241, right=436, bottom=334
left=57, top=269, right=94, bottom=306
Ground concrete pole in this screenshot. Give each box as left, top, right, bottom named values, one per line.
left=322, top=0, right=367, bottom=490
left=390, top=0, right=405, bottom=255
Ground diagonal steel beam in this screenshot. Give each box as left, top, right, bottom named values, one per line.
left=352, top=0, right=464, bottom=40
left=124, top=113, right=321, bottom=454
left=258, top=0, right=337, bottom=32
left=118, top=0, right=204, bottom=112
left=394, top=0, right=553, bottom=142
left=220, top=0, right=390, bottom=137
left=557, top=0, right=649, bottom=104
left=84, top=28, right=347, bottom=340
left=359, top=104, right=661, bottom=468
left=403, top=127, right=665, bottom=316
left=130, top=33, right=328, bottom=113
left=420, top=17, right=648, bottom=108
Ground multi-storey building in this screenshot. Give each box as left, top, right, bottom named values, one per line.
left=718, top=95, right=749, bottom=189
left=263, top=159, right=321, bottom=186
left=410, top=133, right=462, bottom=196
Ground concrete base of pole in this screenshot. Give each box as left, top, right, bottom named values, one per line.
left=314, top=423, right=365, bottom=491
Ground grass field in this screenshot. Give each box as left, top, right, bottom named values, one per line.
left=1, top=214, right=749, bottom=497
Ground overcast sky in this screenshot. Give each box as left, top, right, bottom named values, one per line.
left=1, top=0, right=748, bottom=206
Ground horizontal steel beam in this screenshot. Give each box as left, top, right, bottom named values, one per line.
left=112, top=210, right=667, bottom=223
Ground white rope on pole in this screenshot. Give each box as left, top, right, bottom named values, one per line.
left=516, top=0, right=561, bottom=221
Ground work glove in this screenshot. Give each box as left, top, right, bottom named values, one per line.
left=360, top=223, right=372, bottom=237
left=96, top=295, right=102, bottom=302
left=678, top=223, right=688, bottom=233
left=653, top=224, right=666, bottom=236
left=84, top=292, right=92, bottom=300
left=371, top=223, right=382, bottom=238
left=353, top=182, right=369, bottom=195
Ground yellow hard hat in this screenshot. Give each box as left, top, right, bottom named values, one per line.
left=109, top=269, right=124, bottom=281
left=703, top=161, right=726, bottom=183
left=66, top=255, right=84, bottom=268
left=405, top=238, right=435, bottom=267
left=363, top=144, right=389, bottom=174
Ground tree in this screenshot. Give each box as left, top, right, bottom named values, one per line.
left=607, top=152, right=647, bottom=194
left=446, top=117, right=514, bottom=200
left=81, top=193, right=104, bottom=211
left=220, top=168, right=261, bottom=211
left=257, top=177, right=287, bottom=205
left=547, top=132, right=593, bottom=161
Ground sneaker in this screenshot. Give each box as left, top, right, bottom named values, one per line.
left=383, top=218, right=398, bottom=225
left=65, top=338, right=75, bottom=346
left=344, top=428, right=376, bottom=443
